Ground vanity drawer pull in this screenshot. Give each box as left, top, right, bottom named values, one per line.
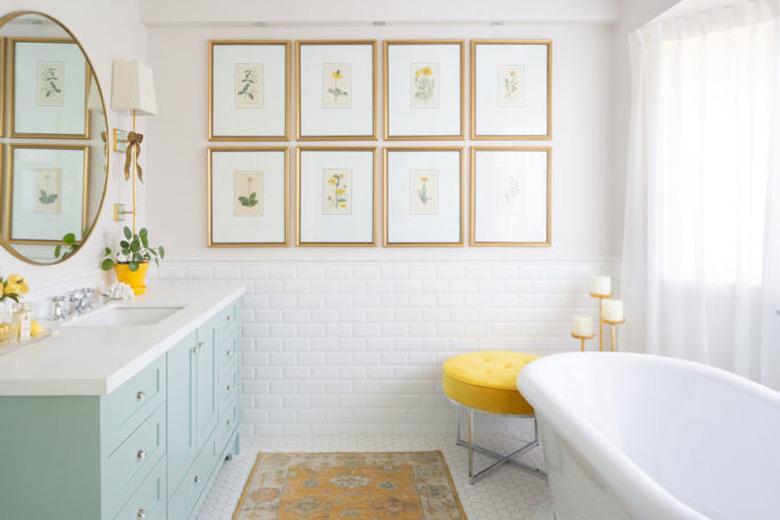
left=227, top=418, right=233, bottom=427
left=136, top=449, right=146, bottom=461
left=226, top=384, right=232, bottom=392
left=193, top=342, right=203, bottom=355
left=226, top=314, right=232, bottom=322
left=226, top=349, right=233, bottom=357
left=136, top=391, right=146, bottom=402
left=194, top=475, right=201, bottom=484
left=136, top=509, right=147, bottom=520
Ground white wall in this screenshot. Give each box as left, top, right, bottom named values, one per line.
left=146, top=17, right=618, bottom=434
left=0, top=0, right=147, bottom=298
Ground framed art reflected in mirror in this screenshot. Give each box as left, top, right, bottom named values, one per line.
left=3, top=144, right=88, bottom=244
left=10, top=37, right=91, bottom=139
left=208, top=147, right=289, bottom=247
left=208, top=40, right=290, bottom=141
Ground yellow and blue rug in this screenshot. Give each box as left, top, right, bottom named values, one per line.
left=233, top=451, right=467, bottom=519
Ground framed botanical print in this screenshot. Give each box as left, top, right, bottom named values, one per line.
left=471, top=40, right=552, bottom=140
left=383, top=147, right=463, bottom=246
left=208, top=147, right=289, bottom=247
left=0, top=37, right=5, bottom=138
left=383, top=40, right=465, bottom=140
left=297, top=147, right=376, bottom=246
left=4, top=144, right=88, bottom=244
left=208, top=40, right=290, bottom=141
left=296, top=41, right=377, bottom=140
left=470, top=146, right=551, bottom=246
left=10, top=38, right=90, bottom=138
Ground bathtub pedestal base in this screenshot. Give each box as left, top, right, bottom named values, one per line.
left=455, top=405, right=547, bottom=484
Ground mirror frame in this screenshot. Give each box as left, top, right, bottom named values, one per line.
left=0, top=10, right=110, bottom=266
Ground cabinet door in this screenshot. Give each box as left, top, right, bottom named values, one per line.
left=166, top=332, right=198, bottom=491
left=195, top=321, right=218, bottom=448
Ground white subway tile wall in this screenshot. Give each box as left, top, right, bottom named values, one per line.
left=155, top=259, right=614, bottom=436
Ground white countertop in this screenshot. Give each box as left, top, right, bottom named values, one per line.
left=0, top=283, right=245, bottom=396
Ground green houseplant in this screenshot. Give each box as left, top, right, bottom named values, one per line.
left=101, top=226, right=165, bottom=295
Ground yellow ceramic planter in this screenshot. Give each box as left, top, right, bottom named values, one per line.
left=114, top=262, right=150, bottom=295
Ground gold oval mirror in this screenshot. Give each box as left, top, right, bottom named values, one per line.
left=0, top=11, right=109, bottom=265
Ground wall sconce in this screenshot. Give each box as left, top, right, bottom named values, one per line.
left=110, top=60, right=157, bottom=233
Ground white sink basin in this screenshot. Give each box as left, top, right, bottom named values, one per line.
left=68, top=305, right=184, bottom=327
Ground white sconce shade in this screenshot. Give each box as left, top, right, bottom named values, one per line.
left=111, top=60, right=158, bottom=115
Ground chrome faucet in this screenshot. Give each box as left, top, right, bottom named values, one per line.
left=49, top=288, right=98, bottom=321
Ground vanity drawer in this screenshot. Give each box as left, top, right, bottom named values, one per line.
left=104, top=403, right=166, bottom=518
left=168, top=431, right=219, bottom=520
left=217, top=329, right=238, bottom=373
left=112, top=456, right=166, bottom=520
left=215, top=302, right=239, bottom=343
left=103, top=356, right=166, bottom=450
left=216, top=396, right=239, bottom=456
left=217, top=361, right=239, bottom=412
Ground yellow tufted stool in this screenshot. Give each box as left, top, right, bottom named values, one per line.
left=442, top=351, right=545, bottom=484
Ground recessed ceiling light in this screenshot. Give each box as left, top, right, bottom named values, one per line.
left=490, top=20, right=505, bottom=26
left=372, top=21, right=387, bottom=27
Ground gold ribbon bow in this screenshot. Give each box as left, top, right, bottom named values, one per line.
left=124, top=131, right=145, bottom=182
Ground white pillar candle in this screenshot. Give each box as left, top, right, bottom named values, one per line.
left=602, top=299, right=624, bottom=322
left=572, top=316, right=594, bottom=337
left=589, top=275, right=611, bottom=296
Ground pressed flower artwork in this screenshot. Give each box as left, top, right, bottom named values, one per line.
left=497, top=168, right=526, bottom=214
left=409, top=169, right=439, bottom=215
left=233, top=170, right=264, bottom=217
left=234, top=63, right=264, bottom=109
left=497, top=65, right=526, bottom=108
left=32, top=168, right=62, bottom=214
left=410, top=63, right=439, bottom=108
left=322, top=63, right=351, bottom=108
left=36, top=61, right=65, bottom=106
left=322, top=168, right=352, bottom=215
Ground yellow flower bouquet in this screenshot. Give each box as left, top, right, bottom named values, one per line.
left=1, top=274, right=29, bottom=303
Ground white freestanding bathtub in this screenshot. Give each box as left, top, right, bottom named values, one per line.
left=518, top=352, right=780, bottom=520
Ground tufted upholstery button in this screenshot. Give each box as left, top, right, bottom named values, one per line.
left=442, top=351, right=538, bottom=415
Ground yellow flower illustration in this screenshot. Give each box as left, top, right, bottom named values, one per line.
left=420, top=176, right=429, bottom=182
left=331, top=69, right=343, bottom=80
left=339, top=203, right=347, bottom=208
left=328, top=178, right=337, bottom=185
left=335, top=188, right=346, bottom=196
left=418, top=66, right=433, bottom=77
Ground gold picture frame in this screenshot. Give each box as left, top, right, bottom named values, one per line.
left=469, top=146, right=552, bottom=247
left=3, top=143, right=90, bottom=245
left=9, top=37, right=91, bottom=139
left=383, top=146, right=464, bottom=247
left=208, top=40, right=291, bottom=141
left=0, top=37, right=5, bottom=138
left=383, top=40, right=466, bottom=141
left=207, top=146, right=290, bottom=247
left=470, top=40, right=552, bottom=141
left=295, top=40, right=378, bottom=141
left=296, top=146, right=378, bottom=246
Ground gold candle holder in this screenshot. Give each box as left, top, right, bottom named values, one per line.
left=589, top=292, right=611, bottom=352
left=603, top=319, right=625, bottom=352
left=571, top=332, right=595, bottom=352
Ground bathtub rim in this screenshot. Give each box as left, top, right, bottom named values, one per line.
left=516, top=352, right=780, bottom=520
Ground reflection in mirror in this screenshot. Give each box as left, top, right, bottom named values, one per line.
left=0, top=12, right=108, bottom=264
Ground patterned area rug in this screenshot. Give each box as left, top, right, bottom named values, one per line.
left=233, top=451, right=467, bottom=519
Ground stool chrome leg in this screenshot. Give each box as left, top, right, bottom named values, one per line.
left=453, top=403, right=546, bottom=484
left=467, top=408, right=474, bottom=480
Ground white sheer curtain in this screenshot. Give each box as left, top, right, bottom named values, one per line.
left=622, top=0, right=780, bottom=388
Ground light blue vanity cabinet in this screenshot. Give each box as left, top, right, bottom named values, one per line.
left=0, top=297, right=241, bottom=520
